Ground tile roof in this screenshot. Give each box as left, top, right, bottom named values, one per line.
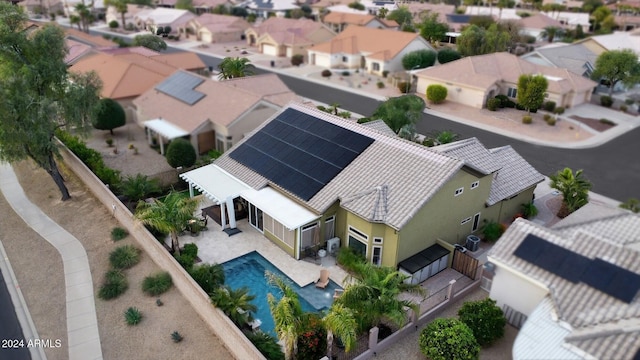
left=359, top=119, right=396, bottom=137
left=517, top=13, right=563, bottom=30
left=579, top=30, right=640, bottom=55
left=322, top=11, right=397, bottom=27
left=149, top=52, right=206, bottom=70
left=134, top=8, right=196, bottom=27
left=99, top=46, right=160, bottom=56
left=248, top=17, right=329, bottom=45
left=65, top=39, right=95, bottom=65
left=433, top=138, right=544, bottom=205
left=489, top=217, right=640, bottom=360
left=415, top=52, right=597, bottom=95
left=191, top=13, right=249, bottom=32
left=308, top=25, right=429, bottom=61
left=245, top=0, right=299, bottom=11
left=522, top=43, right=598, bottom=77
left=214, top=103, right=463, bottom=229
left=64, top=27, right=118, bottom=48
left=133, top=72, right=299, bottom=132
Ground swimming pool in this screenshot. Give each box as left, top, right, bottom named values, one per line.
left=222, top=251, right=341, bottom=336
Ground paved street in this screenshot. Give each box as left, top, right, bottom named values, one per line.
left=0, top=270, right=30, bottom=360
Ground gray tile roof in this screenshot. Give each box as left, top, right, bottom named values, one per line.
left=434, top=138, right=544, bottom=206
left=359, top=119, right=397, bottom=137
left=489, top=217, right=640, bottom=360
left=528, top=43, right=598, bottom=77
left=214, top=102, right=463, bottom=230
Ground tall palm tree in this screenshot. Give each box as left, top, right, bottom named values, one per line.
left=134, top=191, right=200, bottom=256
left=69, top=15, right=81, bottom=31
left=211, top=285, right=258, bottom=327
left=323, top=302, right=357, bottom=359
left=541, top=26, right=563, bottom=43
left=549, top=168, right=592, bottom=217
left=105, top=0, right=128, bottom=29
left=217, top=57, right=255, bottom=80
left=74, top=3, right=93, bottom=33
left=266, top=271, right=306, bottom=360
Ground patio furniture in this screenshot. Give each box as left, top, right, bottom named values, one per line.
left=333, top=289, right=344, bottom=299
left=315, top=269, right=330, bottom=289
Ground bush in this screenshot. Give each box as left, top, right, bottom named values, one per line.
left=175, top=253, right=196, bottom=270
left=98, top=270, right=128, bottom=300
left=338, top=111, right=351, bottom=119
left=521, top=202, right=539, bottom=219
left=111, top=227, right=128, bottom=241
left=543, top=114, right=551, bottom=121
left=321, top=69, right=332, bottom=78
left=625, top=98, right=635, bottom=105
left=109, top=245, right=141, bottom=270
left=600, top=118, right=615, bottom=126
left=402, top=49, right=436, bottom=70
left=183, top=243, right=198, bottom=258
left=554, top=106, right=565, bottom=114
left=171, top=331, right=183, bottom=343
left=382, top=70, right=389, bottom=78
left=543, top=101, right=556, bottom=112
left=336, top=247, right=366, bottom=273
left=437, top=48, right=461, bottom=64
left=419, top=318, right=480, bottom=360
left=397, top=81, right=410, bottom=93
left=458, top=298, right=506, bottom=346
left=166, top=138, right=196, bottom=168
left=245, top=331, right=284, bottom=360
left=482, top=220, right=504, bottom=242
left=600, top=96, right=613, bottom=107
left=426, top=84, right=447, bottom=104
left=376, top=81, right=385, bottom=89
left=142, top=271, right=173, bottom=296
left=341, top=70, right=350, bottom=76
left=546, top=117, right=556, bottom=126
left=189, top=263, right=225, bottom=294
left=290, top=54, right=304, bottom=66
left=486, top=98, right=501, bottom=111
left=620, top=104, right=628, bottom=112
left=124, top=307, right=142, bottom=325
left=522, top=115, right=532, bottom=124
left=297, top=315, right=327, bottom=360
left=93, top=98, right=126, bottom=135
left=109, top=20, right=119, bottom=29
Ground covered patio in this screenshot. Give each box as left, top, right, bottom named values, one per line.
left=144, top=118, right=189, bottom=155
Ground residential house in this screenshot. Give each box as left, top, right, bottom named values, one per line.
left=133, top=7, right=196, bottom=34
left=245, top=17, right=335, bottom=59
left=464, top=6, right=521, bottom=20
left=575, top=28, right=640, bottom=56
left=399, top=2, right=459, bottom=31
left=180, top=103, right=543, bottom=278
left=322, top=11, right=398, bottom=33
left=243, top=0, right=299, bottom=18
left=64, top=27, right=118, bottom=48
left=69, top=51, right=205, bottom=122
left=180, top=13, right=250, bottom=43
left=610, top=0, right=640, bottom=31
left=520, top=43, right=598, bottom=78
left=18, top=0, right=65, bottom=17
left=133, top=71, right=299, bottom=155
left=191, top=0, right=234, bottom=14
left=307, top=25, right=435, bottom=75
left=517, top=13, right=565, bottom=42
left=486, top=205, right=640, bottom=359
left=414, top=52, right=597, bottom=109
left=540, top=10, right=590, bottom=30
left=105, top=4, right=152, bottom=28
left=542, top=0, right=583, bottom=10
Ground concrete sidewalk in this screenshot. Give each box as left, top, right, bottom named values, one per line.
left=0, top=164, right=103, bottom=360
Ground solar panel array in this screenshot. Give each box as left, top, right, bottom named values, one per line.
left=514, top=234, right=640, bottom=303
left=155, top=71, right=206, bottom=105
left=230, top=108, right=374, bottom=201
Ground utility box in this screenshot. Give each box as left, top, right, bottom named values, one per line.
left=466, top=235, right=481, bottom=252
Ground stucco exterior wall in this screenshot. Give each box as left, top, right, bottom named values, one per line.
left=376, top=38, right=433, bottom=75
left=264, top=228, right=297, bottom=257
left=341, top=210, right=399, bottom=267
left=489, top=259, right=549, bottom=316
left=498, top=187, right=536, bottom=223
left=227, top=104, right=279, bottom=144
left=416, top=78, right=488, bottom=109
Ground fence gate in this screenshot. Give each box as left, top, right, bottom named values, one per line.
left=452, top=248, right=479, bottom=280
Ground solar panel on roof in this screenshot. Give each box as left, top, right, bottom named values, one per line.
left=155, top=71, right=206, bottom=105
left=230, top=108, right=374, bottom=201
left=582, top=258, right=640, bottom=303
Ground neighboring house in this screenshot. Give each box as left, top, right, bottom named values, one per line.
left=615, top=14, right=640, bottom=31
left=65, top=27, right=118, bottom=48
left=180, top=103, right=543, bottom=275
left=307, top=25, right=435, bottom=75
left=63, top=27, right=118, bottom=65
left=575, top=28, right=640, bottom=56
left=245, top=17, right=335, bottom=59
left=134, top=7, right=196, bottom=34
left=540, top=10, right=590, bottom=30
left=414, top=52, right=597, bottom=109
left=65, top=39, right=97, bottom=65
left=179, top=13, right=250, bottom=43
left=105, top=4, right=152, bottom=28
left=18, top=0, right=64, bottom=16
left=400, top=2, right=459, bottom=31
left=486, top=205, right=640, bottom=359
left=520, top=43, right=598, bottom=78
left=133, top=71, right=299, bottom=155
left=322, top=11, right=399, bottom=33
left=517, top=13, right=565, bottom=42
left=542, top=0, right=583, bottom=10
left=464, top=6, right=521, bottom=20
left=69, top=51, right=205, bottom=122
left=243, top=0, right=299, bottom=18
left=191, top=0, right=234, bottom=14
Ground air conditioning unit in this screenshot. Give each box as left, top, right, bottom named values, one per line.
left=466, top=235, right=481, bottom=252
left=327, top=237, right=340, bottom=256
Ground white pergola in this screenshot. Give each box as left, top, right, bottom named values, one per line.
left=144, top=118, right=189, bottom=155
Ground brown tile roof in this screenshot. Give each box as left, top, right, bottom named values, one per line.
left=518, top=13, right=563, bottom=30
left=99, top=46, right=160, bottom=56
left=65, top=39, right=96, bottom=65
left=149, top=52, right=206, bottom=70
left=308, top=25, right=427, bottom=61
left=64, top=27, right=118, bottom=48
left=248, top=17, right=331, bottom=45
left=191, top=14, right=250, bottom=32
left=323, top=11, right=378, bottom=26
left=133, top=72, right=299, bottom=133
left=415, top=52, right=597, bottom=95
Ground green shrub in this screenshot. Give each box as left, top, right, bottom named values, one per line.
left=336, top=247, right=366, bottom=273
left=426, top=84, right=447, bottom=104
left=377, top=81, right=385, bottom=89
left=98, top=270, right=128, bottom=300
left=321, top=69, right=332, bottom=77
left=625, top=98, right=635, bottom=105
left=111, top=227, right=128, bottom=241
left=600, top=96, right=613, bottom=107
left=245, top=331, right=284, bottom=360
left=437, top=48, right=461, bottom=64
left=175, top=253, right=196, bottom=270
left=297, top=314, right=327, bottom=360
left=543, top=114, right=551, bottom=121
left=109, top=20, right=119, bottom=28
left=486, top=98, right=501, bottom=111
left=600, top=118, right=615, bottom=126
left=397, top=81, right=410, bottom=93
left=338, top=111, right=351, bottom=119
left=543, top=101, right=556, bottom=112
left=546, top=117, right=556, bottom=126
left=166, top=138, right=196, bottom=168
left=458, top=298, right=506, bottom=346
left=419, top=318, right=480, bottom=360
left=620, top=104, right=628, bottom=112
left=182, top=243, right=198, bottom=258
left=93, top=98, right=126, bottom=135
left=189, top=263, right=225, bottom=294
left=341, top=70, right=350, bottom=76
left=171, top=331, right=183, bottom=343
left=553, top=106, right=565, bottom=114
left=522, top=115, right=532, bottom=124
left=142, top=271, right=173, bottom=296
left=124, top=307, right=142, bottom=325
left=402, top=49, right=436, bottom=70
left=382, top=70, right=389, bottom=78
left=290, top=54, right=304, bottom=66
left=482, top=220, right=504, bottom=242
left=109, top=245, right=141, bottom=270
left=521, top=202, right=539, bottom=219
left=316, top=105, right=327, bottom=112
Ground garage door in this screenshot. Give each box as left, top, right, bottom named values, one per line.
left=262, top=44, right=277, bottom=56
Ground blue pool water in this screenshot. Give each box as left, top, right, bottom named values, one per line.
left=222, top=251, right=341, bottom=336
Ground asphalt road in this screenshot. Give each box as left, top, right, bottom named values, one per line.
left=0, top=270, right=31, bottom=360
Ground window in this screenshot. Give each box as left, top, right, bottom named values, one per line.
left=471, top=181, right=479, bottom=189
left=507, top=88, right=517, bottom=98
left=373, top=237, right=383, bottom=244
left=342, top=56, right=348, bottom=62
left=372, top=246, right=382, bottom=266
left=461, top=217, right=471, bottom=225
left=348, top=226, right=368, bottom=240
left=348, top=225, right=368, bottom=258
left=372, top=62, right=380, bottom=71
left=472, top=213, right=481, bottom=232
left=455, top=187, right=464, bottom=196
left=324, top=215, right=335, bottom=241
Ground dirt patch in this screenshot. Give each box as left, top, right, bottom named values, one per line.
left=6, top=160, right=232, bottom=360
left=569, top=115, right=616, bottom=132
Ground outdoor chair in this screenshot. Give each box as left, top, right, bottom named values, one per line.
left=315, top=269, right=330, bottom=289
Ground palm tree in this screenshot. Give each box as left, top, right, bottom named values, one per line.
left=105, top=0, right=128, bottom=29
left=377, top=7, right=388, bottom=18
left=69, top=15, right=81, bottom=31
left=217, top=57, right=255, bottom=80
left=337, top=262, right=425, bottom=332
left=549, top=168, right=592, bottom=217
left=329, top=102, right=340, bottom=116
left=266, top=271, right=306, bottom=360
left=211, top=286, right=258, bottom=327
left=118, top=174, right=161, bottom=203
left=541, top=26, right=563, bottom=43
left=74, top=3, right=93, bottom=33
left=134, top=191, right=200, bottom=256
left=323, top=303, right=357, bottom=359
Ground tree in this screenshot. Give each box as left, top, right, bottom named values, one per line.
left=134, top=191, right=200, bottom=255
left=132, top=34, right=167, bottom=51
left=211, top=286, right=257, bottom=327
left=377, top=7, right=388, bottom=18
left=550, top=168, right=592, bottom=217
left=0, top=7, right=102, bottom=201
left=541, top=26, right=562, bottom=42
left=456, top=25, right=485, bottom=56
left=592, top=5, right=615, bottom=33
left=426, top=84, right=447, bottom=104
left=93, top=98, right=126, bottom=135
left=437, top=48, right=461, bottom=64
left=218, top=57, right=256, bottom=80
left=419, top=13, right=448, bottom=44
left=401, top=49, right=436, bottom=70
left=189, top=263, right=225, bottom=294
left=482, top=23, right=510, bottom=53
left=117, top=174, right=161, bottom=203
left=74, top=3, right=94, bottom=33
left=105, top=0, right=127, bottom=29
left=165, top=138, right=196, bottom=168
left=419, top=318, right=480, bottom=360
left=347, top=1, right=365, bottom=10
left=368, top=95, right=426, bottom=135
left=458, top=298, right=506, bottom=346
left=386, top=6, right=412, bottom=29
left=266, top=271, right=306, bottom=360
left=591, top=49, right=640, bottom=96
left=175, top=0, right=195, bottom=12
left=230, top=6, right=249, bottom=17
left=516, top=74, right=548, bottom=114
left=70, top=14, right=82, bottom=31
left=323, top=303, right=357, bottom=360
